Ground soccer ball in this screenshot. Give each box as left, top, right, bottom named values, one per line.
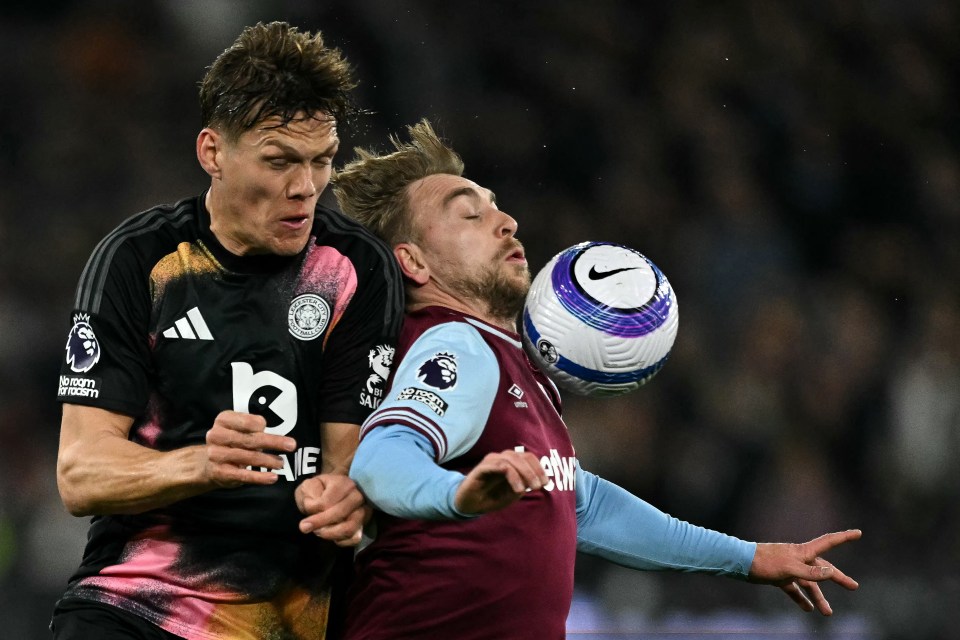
left=521, top=241, right=679, bottom=397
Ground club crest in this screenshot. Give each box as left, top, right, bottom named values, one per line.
left=288, top=294, right=330, bottom=340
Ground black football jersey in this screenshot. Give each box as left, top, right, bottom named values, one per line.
left=55, top=193, right=403, bottom=639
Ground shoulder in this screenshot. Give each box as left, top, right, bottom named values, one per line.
left=100, top=196, right=200, bottom=247
left=85, top=197, right=200, bottom=267
left=403, top=316, right=498, bottom=372
left=311, top=203, right=401, bottom=289
left=313, top=204, right=394, bottom=260
left=74, top=196, right=201, bottom=312
left=418, top=318, right=488, bottom=347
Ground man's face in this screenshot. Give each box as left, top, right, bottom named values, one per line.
left=207, top=115, right=339, bottom=256
left=407, top=173, right=530, bottom=320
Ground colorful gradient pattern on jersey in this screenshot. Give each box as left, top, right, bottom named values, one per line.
left=56, top=196, right=402, bottom=640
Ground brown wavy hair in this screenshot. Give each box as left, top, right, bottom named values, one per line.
left=199, top=21, right=360, bottom=140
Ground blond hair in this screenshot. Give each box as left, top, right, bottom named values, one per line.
left=333, top=120, right=464, bottom=245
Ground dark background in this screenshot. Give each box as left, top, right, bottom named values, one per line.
left=1, top=1, right=958, bottom=638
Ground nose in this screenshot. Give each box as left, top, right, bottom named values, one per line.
left=288, top=164, right=319, bottom=200
left=498, top=211, right=518, bottom=238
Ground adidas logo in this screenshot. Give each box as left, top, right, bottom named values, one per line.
left=162, top=307, right=213, bottom=340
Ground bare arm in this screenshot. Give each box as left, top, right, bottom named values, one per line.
left=57, top=403, right=296, bottom=516
left=320, top=421, right=360, bottom=474
left=296, top=421, right=368, bottom=546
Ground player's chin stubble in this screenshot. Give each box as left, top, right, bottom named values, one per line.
left=452, top=264, right=530, bottom=326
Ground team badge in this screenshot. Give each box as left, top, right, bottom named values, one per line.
left=416, top=351, right=458, bottom=390
left=65, top=313, right=100, bottom=373
left=288, top=294, right=330, bottom=340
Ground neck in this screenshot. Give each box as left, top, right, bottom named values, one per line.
left=407, top=294, right=518, bottom=333
left=205, top=190, right=247, bottom=256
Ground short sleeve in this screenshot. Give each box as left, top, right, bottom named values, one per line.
left=360, top=322, right=500, bottom=463
left=312, top=227, right=404, bottom=426
left=57, top=233, right=152, bottom=417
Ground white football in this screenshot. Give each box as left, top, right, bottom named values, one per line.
left=521, top=241, right=679, bottom=396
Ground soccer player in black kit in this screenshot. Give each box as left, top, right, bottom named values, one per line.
left=52, top=22, right=402, bottom=640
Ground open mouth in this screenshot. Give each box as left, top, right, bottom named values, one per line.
left=505, top=247, right=526, bottom=263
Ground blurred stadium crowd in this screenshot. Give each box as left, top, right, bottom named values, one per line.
left=1, top=1, right=957, bottom=638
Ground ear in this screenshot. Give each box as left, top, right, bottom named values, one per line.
left=196, top=128, right=223, bottom=179
left=394, top=243, right=430, bottom=285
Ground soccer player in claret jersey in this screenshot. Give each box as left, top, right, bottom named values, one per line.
left=332, top=120, right=862, bottom=640
left=52, top=22, right=402, bottom=640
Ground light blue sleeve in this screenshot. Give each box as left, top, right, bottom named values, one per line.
left=361, top=321, right=500, bottom=463
left=575, top=465, right=757, bottom=578
left=350, top=425, right=472, bottom=520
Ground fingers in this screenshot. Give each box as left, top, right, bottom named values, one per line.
left=805, top=558, right=860, bottom=591
left=780, top=581, right=815, bottom=613
left=298, top=475, right=368, bottom=546
left=482, top=450, right=548, bottom=493
left=783, top=580, right=835, bottom=616
left=455, top=450, right=548, bottom=515
left=207, top=411, right=297, bottom=453
left=799, top=580, right=833, bottom=616
left=308, top=507, right=367, bottom=547
left=204, top=411, right=297, bottom=487
left=472, top=450, right=547, bottom=500
left=298, top=475, right=364, bottom=523
left=804, top=529, right=862, bottom=558
left=797, top=531, right=861, bottom=590
left=206, top=445, right=286, bottom=485
left=765, top=532, right=861, bottom=617
left=205, top=412, right=368, bottom=545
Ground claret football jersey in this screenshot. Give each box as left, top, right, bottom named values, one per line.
left=56, top=193, right=402, bottom=640
left=344, top=306, right=578, bottom=640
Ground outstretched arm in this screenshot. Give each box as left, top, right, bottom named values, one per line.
left=575, top=465, right=756, bottom=576
left=575, top=465, right=860, bottom=615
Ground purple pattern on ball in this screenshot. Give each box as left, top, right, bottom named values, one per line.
left=550, top=243, right=673, bottom=338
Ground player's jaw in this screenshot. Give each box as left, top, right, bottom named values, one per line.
left=270, top=204, right=317, bottom=254
left=474, top=246, right=531, bottom=326
left=231, top=193, right=317, bottom=256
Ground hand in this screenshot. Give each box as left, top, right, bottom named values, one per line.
left=748, top=529, right=862, bottom=615
left=296, top=474, right=369, bottom=547
left=454, top=449, right=548, bottom=515
left=204, top=411, right=297, bottom=488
